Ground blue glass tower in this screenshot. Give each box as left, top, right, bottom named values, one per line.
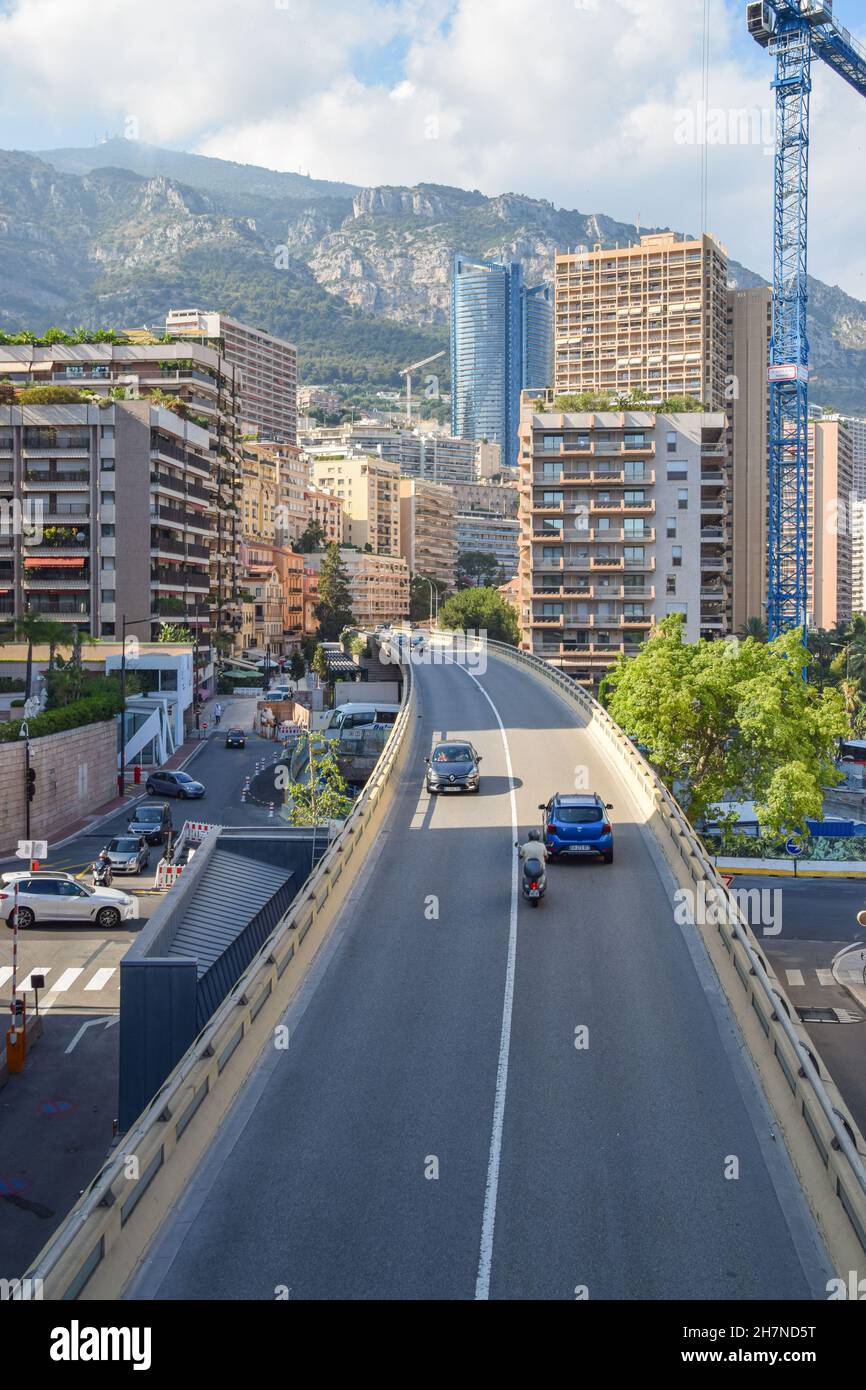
left=450, top=256, right=552, bottom=468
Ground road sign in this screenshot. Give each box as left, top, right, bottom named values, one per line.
left=785, top=835, right=805, bottom=856
left=15, top=840, right=47, bottom=860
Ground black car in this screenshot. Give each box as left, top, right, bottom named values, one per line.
left=425, top=741, right=482, bottom=794
left=225, top=728, right=246, bottom=748
left=127, top=802, right=173, bottom=845
left=146, top=769, right=206, bottom=799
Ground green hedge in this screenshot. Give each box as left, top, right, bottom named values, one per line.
left=0, top=692, right=122, bottom=743
left=0, top=678, right=25, bottom=694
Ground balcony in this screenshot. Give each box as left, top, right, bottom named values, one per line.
left=24, top=470, right=90, bottom=486
left=151, top=566, right=210, bottom=590
left=24, top=600, right=90, bottom=618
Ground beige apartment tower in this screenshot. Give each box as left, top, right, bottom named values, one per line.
left=311, top=455, right=401, bottom=555
left=554, top=233, right=729, bottom=410
left=809, top=416, right=854, bottom=630
left=399, top=478, right=458, bottom=589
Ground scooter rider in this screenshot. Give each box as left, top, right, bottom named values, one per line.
left=92, top=849, right=112, bottom=885
left=517, top=828, right=547, bottom=864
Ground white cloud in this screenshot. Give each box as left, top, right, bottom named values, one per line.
left=1, top=0, right=864, bottom=298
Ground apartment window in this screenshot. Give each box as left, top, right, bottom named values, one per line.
left=678, top=488, right=689, bottom=510
left=102, top=557, right=115, bottom=572
left=667, top=602, right=688, bottom=617
left=672, top=546, right=683, bottom=568
left=102, top=623, right=115, bottom=636
left=542, top=461, right=562, bottom=480
left=542, top=491, right=563, bottom=506
left=542, top=435, right=563, bottom=452
left=101, top=524, right=115, bottom=537
left=624, top=546, right=644, bottom=566
left=666, top=464, right=688, bottom=481
left=542, top=547, right=563, bottom=563
left=100, top=589, right=114, bottom=602
left=624, top=462, right=645, bottom=482
left=666, top=431, right=677, bottom=453
left=666, top=517, right=677, bottom=538
left=541, top=604, right=563, bottom=617
left=623, top=432, right=645, bottom=448
left=666, top=575, right=677, bottom=595
left=100, top=491, right=115, bottom=505
left=624, top=490, right=645, bottom=506
left=624, top=518, right=645, bottom=537
left=623, top=603, right=645, bottom=619
left=575, top=434, right=590, bottom=448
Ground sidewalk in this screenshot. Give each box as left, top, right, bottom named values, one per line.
left=833, top=945, right=866, bottom=1011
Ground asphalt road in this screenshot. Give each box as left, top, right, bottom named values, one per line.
left=129, top=653, right=832, bottom=1302
left=733, top=874, right=866, bottom=1138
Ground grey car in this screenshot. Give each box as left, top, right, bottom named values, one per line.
left=102, top=835, right=150, bottom=875
left=425, top=741, right=482, bottom=794
left=145, top=769, right=205, bottom=799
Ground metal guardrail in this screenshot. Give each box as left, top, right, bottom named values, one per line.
left=485, top=638, right=866, bottom=1253
left=26, top=662, right=416, bottom=1299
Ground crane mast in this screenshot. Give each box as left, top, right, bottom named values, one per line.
left=747, top=1, right=866, bottom=638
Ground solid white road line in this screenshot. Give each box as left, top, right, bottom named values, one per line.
left=84, top=967, right=116, bottom=991
left=785, top=969, right=805, bottom=987
left=453, top=663, right=519, bottom=1302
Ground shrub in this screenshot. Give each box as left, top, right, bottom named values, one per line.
left=0, top=690, right=122, bottom=742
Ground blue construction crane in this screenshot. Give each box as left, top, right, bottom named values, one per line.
left=747, top=2, right=866, bottom=638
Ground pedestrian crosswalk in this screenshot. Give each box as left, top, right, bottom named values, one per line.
left=0, top=962, right=117, bottom=1000
left=784, top=967, right=837, bottom=988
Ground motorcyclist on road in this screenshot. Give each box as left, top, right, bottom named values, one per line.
left=92, top=849, right=112, bottom=884
left=517, top=828, right=547, bottom=864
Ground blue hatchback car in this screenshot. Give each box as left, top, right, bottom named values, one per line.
left=539, top=792, right=614, bottom=863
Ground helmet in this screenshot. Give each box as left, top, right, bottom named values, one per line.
left=99, top=849, right=110, bottom=859
left=527, top=829, right=542, bottom=841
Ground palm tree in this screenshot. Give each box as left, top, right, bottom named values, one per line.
left=847, top=635, right=866, bottom=685
left=738, top=616, right=767, bottom=642
left=840, top=679, right=861, bottom=726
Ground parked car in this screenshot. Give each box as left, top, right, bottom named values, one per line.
left=0, top=874, right=137, bottom=930
left=102, top=835, right=150, bottom=875
left=540, top=792, right=614, bottom=863
left=127, top=802, right=173, bottom=845
left=145, top=769, right=205, bottom=799
left=425, top=741, right=482, bottom=794
left=225, top=728, right=246, bottom=748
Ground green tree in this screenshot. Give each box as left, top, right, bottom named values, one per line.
left=314, top=544, right=354, bottom=639
left=738, top=616, right=767, bottom=642
left=158, top=623, right=193, bottom=642
left=285, top=742, right=354, bottom=826
left=289, top=649, right=306, bottom=683
left=292, top=520, right=325, bottom=554
left=438, top=587, right=520, bottom=646
left=410, top=574, right=449, bottom=622
left=604, top=615, right=846, bottom=835
left=456, top=550, right=502, bottom=589
left=311, top=644, right=331, bottom=688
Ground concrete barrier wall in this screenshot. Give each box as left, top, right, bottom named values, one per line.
left=485, top=639, right=866, bottom=1277
left=0, top=719, right=117, bottom=856
left=26, top=664, right=417, bottom=1300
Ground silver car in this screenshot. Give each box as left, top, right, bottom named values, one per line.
left=103, top=835, right=150, bottom=875
left=0, top=875, right=137, bottom=929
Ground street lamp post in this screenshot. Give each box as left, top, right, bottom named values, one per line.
left=415, top=573, right=436, bottom=627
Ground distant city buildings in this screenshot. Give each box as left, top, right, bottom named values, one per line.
left=808, top=415, right=854, bottom=630
left=300, top=419, right=478, bottom=484
left=456, top=511, right=520, bottom=581
left=163, top=309, right=298, bottom=445
left=450, top=255, right=552, bottom=468
left=304, top=548, right=409, bottom=627
left=311, top=454, right=401, bottom=555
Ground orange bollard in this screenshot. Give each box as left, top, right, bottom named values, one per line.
left=6, top=1025, right=26, bottom=1073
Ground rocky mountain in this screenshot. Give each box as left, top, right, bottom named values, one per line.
left=4, top=141, right=866, bottom=411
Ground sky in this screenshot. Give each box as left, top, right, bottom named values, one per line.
left=1, top=0, right=865, bottom=299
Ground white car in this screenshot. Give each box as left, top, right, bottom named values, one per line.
left=0, top=874, right=138, bottom=929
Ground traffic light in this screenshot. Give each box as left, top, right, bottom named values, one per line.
left=26, top=767, right=36, bottom=802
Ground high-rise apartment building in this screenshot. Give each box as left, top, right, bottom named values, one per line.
left=446, top=481, right=519, bottom=520
left=517, top=393, right=728, bottom=685
left=0, top=342, right=245, bottom=650
left=241, top=440, right=309, bottom=544
left=456, top=511, right=521, bottom=581
left=851, top=500, right=866, bottom=614
left=727, top=286, right=771, bottom=633
left=304, top=488, right=345, bottom=546
left=311, top=455, right=401, bottom=555
left=553, top=233, right=729, bottom=410
left=398, top=479, right=458, bottom=589
left=849, top=417, right=866, bottom=499
left=164, top=309, right=298, bottom=444
left=451, top=256, right=552, bottom=467
left=808, top=416, right=854, bottom=629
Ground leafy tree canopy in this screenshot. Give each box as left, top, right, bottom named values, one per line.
left=438, top=587, right=520, bottom=646
left=603, top=615, right=846, bottom=835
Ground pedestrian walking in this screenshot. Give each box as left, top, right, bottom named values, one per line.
left=214, top=701, right=223, bottom=726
